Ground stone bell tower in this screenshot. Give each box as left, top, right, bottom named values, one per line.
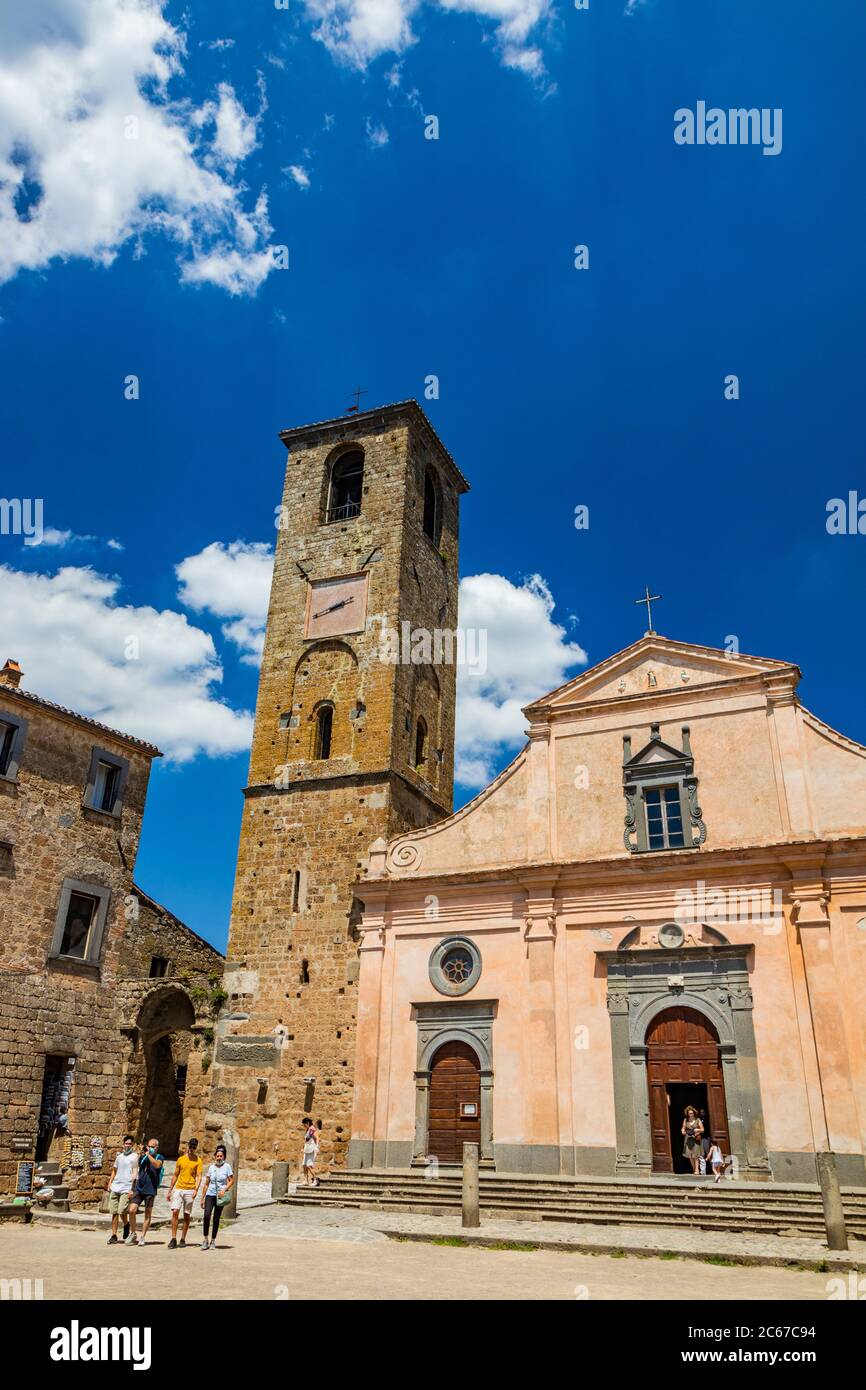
left=208, top=400, right=468, bottom=1172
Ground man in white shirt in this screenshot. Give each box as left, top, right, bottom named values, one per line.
left=107, top=1135, right=138, bottom=1245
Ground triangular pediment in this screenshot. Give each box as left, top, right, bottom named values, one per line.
left=524, top=636, right=799, bottom=718
left=630, top=740, right=683, bottom=766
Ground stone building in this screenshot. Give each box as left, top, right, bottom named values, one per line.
left=210, top=401, right=468, bottom=1172
left=350, top=634, right=866, bottom=1186
left=0, top=659, right=222, bottom=1208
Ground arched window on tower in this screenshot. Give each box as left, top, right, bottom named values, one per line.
left=414, top=716, right=428, bottom=771
left=327, top=450, right=364, bottom=523
left=315, top=704, right=333, bottom=760
left=422, top=467, right=441, bottom=544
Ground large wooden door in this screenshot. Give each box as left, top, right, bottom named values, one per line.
left=646, top=1007, right=730, bottom=1172
left=428, top=1041, right=481, bottom=1163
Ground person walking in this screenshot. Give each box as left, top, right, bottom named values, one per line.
left=707, top=1140, right=725, bottom=1183
left=200, top=1143, right=234, bottom=1250
left=167, top=1137, right=202, bottom=1249
left=106, top=1135, right=138, bottom=1245
left=301, top=1117, right=320, bottom=1187
left=681, top=1106, right=705, bottom=1175
left=127, top=1137, right=164, bottom=1246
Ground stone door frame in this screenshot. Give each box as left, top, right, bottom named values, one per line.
left=411, top=1000, right=495, bottom=1165
left=600, top=944, right=771, bottom=1179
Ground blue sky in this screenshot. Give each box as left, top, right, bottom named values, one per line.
left=1, top=0, right=864, bottom=952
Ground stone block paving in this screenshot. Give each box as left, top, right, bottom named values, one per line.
left=237, top=1201, right=866, bottom=1272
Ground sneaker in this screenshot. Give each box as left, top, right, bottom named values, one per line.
left=123, top=1232, right=134, bottom=1245
left=107, top=1234, right=118, bottom=1245
left=179, top=1239, right=186, bottom=1248
left=137, top=1236, right=146, bottom=1246
left=168, top=1238, right=177, bottom=1250
left=201, top=1240, right=209, bottom=1250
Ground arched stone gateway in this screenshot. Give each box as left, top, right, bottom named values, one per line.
left=124, top=985, right=198, bottom=1158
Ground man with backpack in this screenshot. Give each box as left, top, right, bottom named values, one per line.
left=127, top=1136, right=164, bottom=1247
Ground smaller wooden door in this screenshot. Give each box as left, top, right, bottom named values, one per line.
left=428, top=1041, right=481, bottom=1163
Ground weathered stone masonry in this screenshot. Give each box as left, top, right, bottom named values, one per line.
left=0, top=662, right=222, bottom=1208
left=210, top=401, right=468, bottom=1173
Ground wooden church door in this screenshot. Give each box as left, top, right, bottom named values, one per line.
left=645, top=1007, right=731, bottom=1172
left=427, top=1041, right=481, bottom=1163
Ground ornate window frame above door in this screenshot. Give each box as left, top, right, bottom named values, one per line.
left=623, top=723, right=707, bottom=853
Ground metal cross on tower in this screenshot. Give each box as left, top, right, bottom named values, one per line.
left=635, top=585, right=662, bottom=635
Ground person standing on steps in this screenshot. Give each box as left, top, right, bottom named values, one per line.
left=301, top=1117, right=320, bottom=1187
left=128, top=1137, right=164, bottom=1246
left=681, top=1106, right=704, bottom=1176
left=200, top=1143, right=234, bottom=1250
left=106, top=1135, right=138, bottom=1245
left=167, top=1137, right=202, bottom=1249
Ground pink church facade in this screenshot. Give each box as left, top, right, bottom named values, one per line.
left=348, top=636, right=866, bottom=1184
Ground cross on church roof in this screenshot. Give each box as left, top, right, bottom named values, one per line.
left=345, top=386, right=367, bottom=414
left=634, top=585, right=662, bottom=635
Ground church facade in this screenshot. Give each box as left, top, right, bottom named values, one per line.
left=350, top=635, right=866, bottom=1186
left=214, top=399, right=866, bottom=1188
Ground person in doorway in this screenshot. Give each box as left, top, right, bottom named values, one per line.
left=681, top=1106, right=704, bottom=1174
left=699, top=1119, right=712, bottom=1177
left=301, top=1117, right=319, bottom=1186
left=200, top=1144, right=234, bottom=1250
left=107, top=1135, right=138, bottom=1244
left=167, top=1137, right=202, bottom=1249
left=128, top=1137, right=164, bottom=1246
left=707, top=1140, right=725, bottom=1183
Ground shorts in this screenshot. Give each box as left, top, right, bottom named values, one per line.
left=129, top=1191, right=155, bottom=1211
left=170, top=1188, right=196, bottom=1213
left=303, top=1151, right=318, bottom=1167
left=108, top=1190, right=131, bottom=1216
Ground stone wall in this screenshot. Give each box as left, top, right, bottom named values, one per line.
left=0, top=680, right=223, bottom=1205
left=0, top=686, right=153, bottom=1203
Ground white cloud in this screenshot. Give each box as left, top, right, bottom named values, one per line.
left=285, top=164, right=311, bottom=190
left=0, top=563, right=253, bottom=762
left=5, top=540, right=584, bottom=782
left=33, top=527, right=76, bottom=548
left=365, top=118, right=390, bottom=148
left=0, top=0, right=274, bottom=295
left=304, top=0, right=552, bottom=76
left=175, top=540, right=274, bottom=665
left=194, top=81, right=261, bottom=170
left=26, top=527, right=124, bottom=551
left=455, top=573, right=587, bottom=788
left=203, top=38, right=236, bottom=51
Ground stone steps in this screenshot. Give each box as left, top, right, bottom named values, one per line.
left=280, top=1169, right=866, bottom=1239
left=33, top=1161, right=70, bottom=1213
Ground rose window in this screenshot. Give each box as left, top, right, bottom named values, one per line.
left=441, top=948, right=473, bottom=984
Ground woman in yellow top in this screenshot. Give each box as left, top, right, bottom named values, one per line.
left=167, top=1138, right=203, bottom=1249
